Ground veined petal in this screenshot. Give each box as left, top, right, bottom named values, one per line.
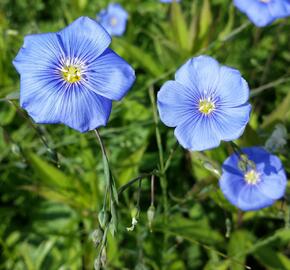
left=57, top=16, right=111, bottom=63
left=84, top=48, right=135, bottom=101
left=174, top=116, right=221, bottom=151
left=20, top=75, right=112, bottom=132
left=13, top=33, right=63, bottom=75
left=238, top=184, right=274, bottom=211
left=216, top=66, right=250, bottom=107
left=214, top=103, right=251, bottom=141
left=157, top=81, right=199, bottom=127
left=175, top=55, right=220, bottom=95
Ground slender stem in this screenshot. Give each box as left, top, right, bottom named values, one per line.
left=230, top=141, right=244, bottom=157
left=164, top=142, right=178, bottom=173
left=94, top=129, right=109, bottom=173
left=149, top=87, right=169, bottom=269
left=118, top=172, right=155, bottom=196
left=250, top=76, right=290, bottom=97
left=151, top=175, right=155, bottom=206
left=149, top=87, right=168, bottom=217
left=8, top=100, right=60, bottom=166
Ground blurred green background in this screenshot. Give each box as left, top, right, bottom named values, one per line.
left=1, top=0, right=290, bottom=269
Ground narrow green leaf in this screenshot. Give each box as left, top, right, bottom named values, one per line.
left=114, top=39, right=163, bottom=76
left=198, top=0, right=212, bottom=40
left=27, top=152, right=72, bottom=189
left=170, top=1, right=189, bottom=51
left=262, top=91, right=290, bottom=128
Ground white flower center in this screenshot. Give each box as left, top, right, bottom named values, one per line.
left=260, top=0, right=270, bottom=3
left=244, top=169, right=260, bottom=185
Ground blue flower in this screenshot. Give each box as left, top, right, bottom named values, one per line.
left=13, top=17, right=135, bottom=133
left=234, top=0, right=290, bottom=27
left=219, top=147, right=287, bottom=211
left=97, top=3, right=128, bottom=36
left=157, top=55, right=251, bottom=151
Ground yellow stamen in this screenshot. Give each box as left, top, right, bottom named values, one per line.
left=62, top=65, right=82, bottom=83
left=199, top=99, right=215, bottom=115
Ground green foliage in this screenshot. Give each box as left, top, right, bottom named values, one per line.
left=1, top=0, right=290, bottom=269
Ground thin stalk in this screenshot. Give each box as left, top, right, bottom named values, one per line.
left=151, top=174, right=155, bottom=206
left=118, top=172, right=156, bottom=196
left=149, top=87, right=168, bottom=217
left=149, top=87, right=169, bottom=270
left=8, top=100, right=60, bottom=166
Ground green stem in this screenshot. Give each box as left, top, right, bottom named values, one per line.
left=94, top=129, right=118, bottom=204
left=149, top=87, right=169, bottom=269
left=149, top=87, right=168, bottom=217
left=118, top=172, right=156, bottom=196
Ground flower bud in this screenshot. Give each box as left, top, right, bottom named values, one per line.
left=98, top=210, right=110, bottom=229
left=91, top=228, right=103, bottom=247
left=147, top=205, right=155, bottom=231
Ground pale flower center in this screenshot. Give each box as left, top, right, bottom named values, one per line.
left=199, top=98, right=216, bottom=115
left=244, top=169, right=260, bottom=185
left=62, top=65, right=82, bottom=83
left=110, top=17, right=118, bottom=26
left=260, top=0, right=270, bottom=3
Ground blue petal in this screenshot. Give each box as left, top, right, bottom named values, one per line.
left=20, top=75, right=112, bottom=132
left=13, top=33, right=63, bottom=75
left=269, top=0, right=290, bottom=18
left=175, top=55, right=220, bottom=96
left=58, top=16, right=111, bottom=63
left=238, top=184, right=274, bottom=211
left=214, top=103, right=251, bottom=141
left=258, top=170, right=287, bottom=200
left=157, top=81, right=199, bottom=127
left=235, top=0, right=274, bottom=27
left=84, top=48, right=135, bottom=101
left=174, top=116, right=221, bottom=151
left=108, top=3, right=128, bottom=19
left=219, top=171, right=246, bottom=208
left=216, top=66, right=250, bottom=107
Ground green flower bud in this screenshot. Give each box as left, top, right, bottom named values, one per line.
left=147, top=205, right=155, bottom=231
left=91, top=228, right=103, bottom=247
left=98, top=209, right=110, bottom=229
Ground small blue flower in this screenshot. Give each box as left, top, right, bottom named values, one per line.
left=157, top=55, right=251, bottom=151
left=234, top=0, right=290, bottom=27
left=219, top=147, right=287, bottom=211
left=13, top=17, right=135, bottom=133
left=97, top=3, right=128, bottom=36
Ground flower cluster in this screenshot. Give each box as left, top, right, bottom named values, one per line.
left=13, top=2, right=288, bottom=215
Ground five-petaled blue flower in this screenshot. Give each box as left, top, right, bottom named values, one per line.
left=234, top=0, right=290, bottom=27
left=157, top=55, right=251, bottom=151
left=219, top=147, right=287, bottom=211
left=97, top=3, right=128, bottom=36
left=13, top=17, right=135, bottom=133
